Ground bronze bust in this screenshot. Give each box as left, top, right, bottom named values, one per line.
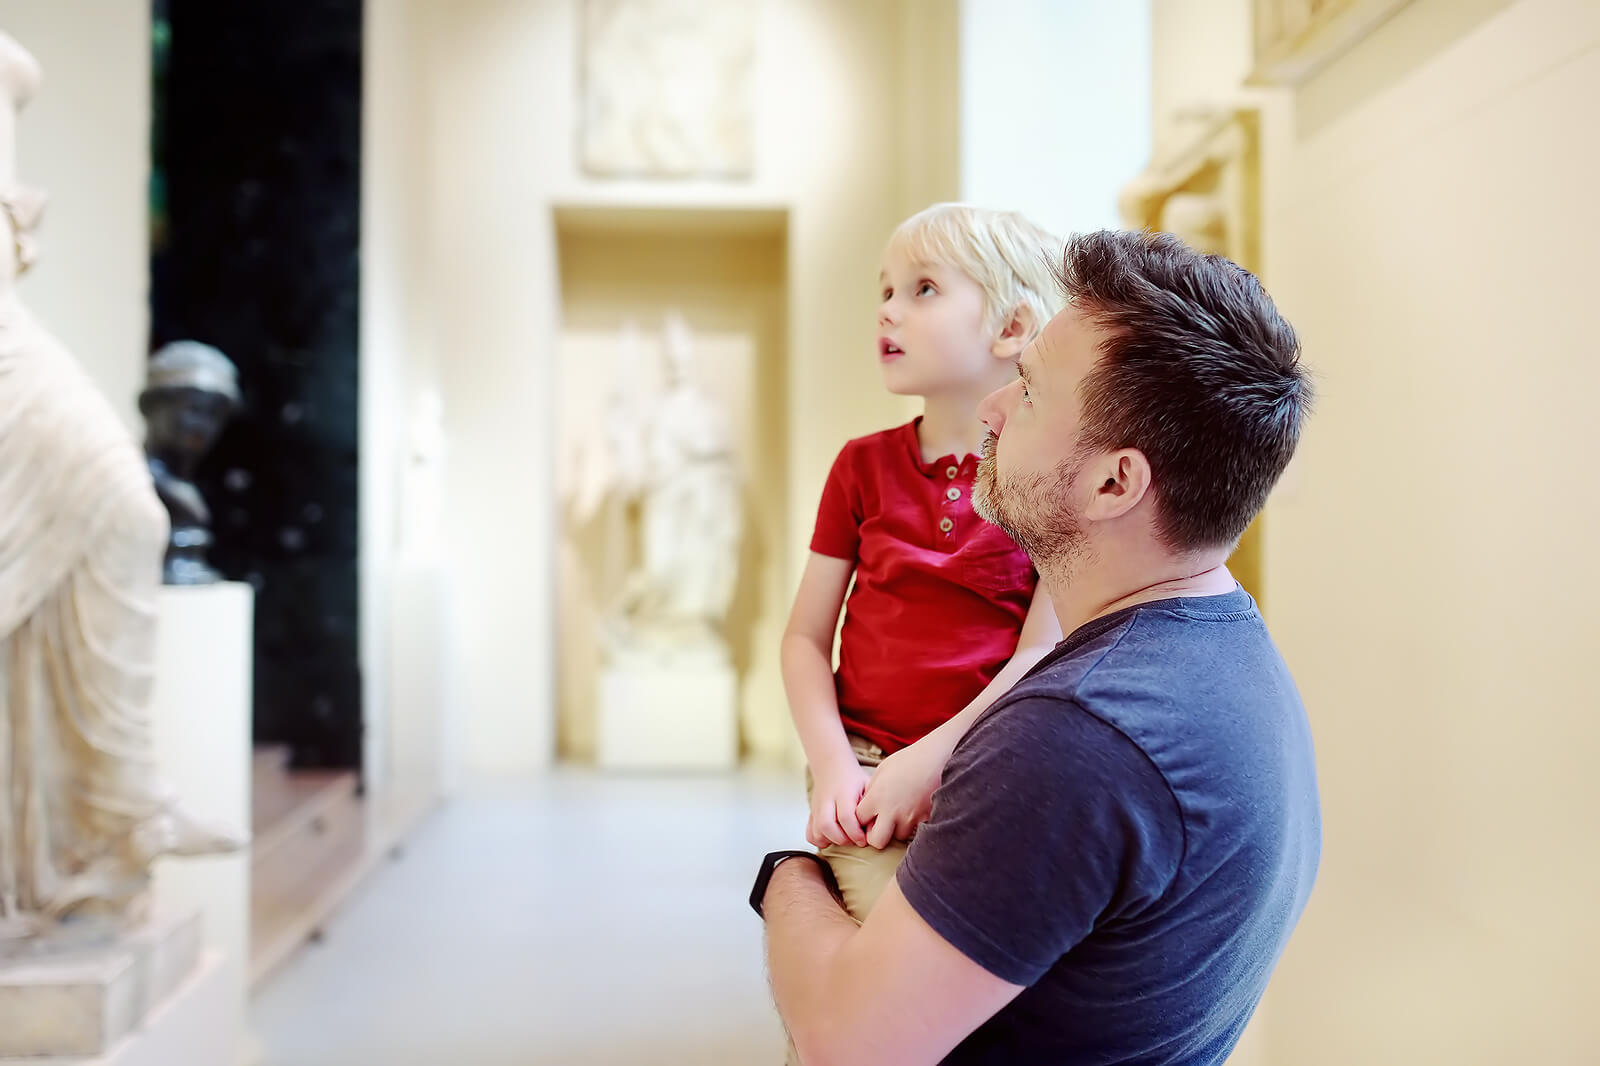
left=139, top=341, right=241, bottom=585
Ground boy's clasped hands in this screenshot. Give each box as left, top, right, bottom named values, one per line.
left=806, top=734, right=950, bottom=851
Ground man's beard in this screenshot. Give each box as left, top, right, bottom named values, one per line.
left=972, top=432, right=1087, bottom=572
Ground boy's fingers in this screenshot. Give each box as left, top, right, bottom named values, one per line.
left=814, top=803, right=847, bottom=847
left=837, top=802, right=868, bottom=848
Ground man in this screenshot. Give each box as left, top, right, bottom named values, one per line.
left=752, top=230, right=1320, bottom=1065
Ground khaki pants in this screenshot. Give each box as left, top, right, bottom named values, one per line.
left=785, top=736, right=909, bottom=1065
left=803, top=733, right=910, bottom=922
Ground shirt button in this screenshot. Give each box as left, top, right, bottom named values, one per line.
left=938, top=517, right=954, bottom=533
left=945, top=465, right=958, bottom=479
left=946, top=487, right=961, bottom=501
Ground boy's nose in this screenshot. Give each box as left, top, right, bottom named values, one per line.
left=878, top=301, right=899, bottom=328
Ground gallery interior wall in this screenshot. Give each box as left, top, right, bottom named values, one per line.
left=1152, top=0, right=1597, bottom=1061
left=401, top=0, right=960, bottom=771
left=0, top=0, right=150, bottom=429
left=362, top=0, right=454, bottom=824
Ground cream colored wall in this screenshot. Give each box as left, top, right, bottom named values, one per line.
left=411, top=0, right=956, bottom=770
left=362, top=0, right=455, bottom=821
left=1155, top=0, right=1599, bottom=1062
left=1149, top=0, right=1255, bottom=159
left=0, top=0, right=150, bottom=428
left=896, top=0, right=962, bottom=225
left=1261, top=1, right=1599, bottom=1061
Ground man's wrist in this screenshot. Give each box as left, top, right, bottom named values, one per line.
left=751, top=850, right=843, bottom=918
left=771, top=853, right=823, bottom=892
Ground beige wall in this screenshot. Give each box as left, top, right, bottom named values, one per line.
left=362, top=0, right=455, bottom=819
left=406, top=0, right=956, bottom=770
left=0, top=0, right=150, bottom=428
left=1149, top=0, right=1254, bottom=159
left=1262, top=1, right=1598, bottom=1061
left=1157, top=0, right=1599, bottom=1061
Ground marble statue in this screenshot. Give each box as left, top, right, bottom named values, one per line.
left=1158, top=193, right=1229, bottom=257
left=0, top=32, right=239, bottom=946
left=604, top=314, right=742, bottom=660
left=140, top=341, right=241, bottom=585
left=562, top=319, right=648, bottom=529
left=579, top=0, right=756, bottom=178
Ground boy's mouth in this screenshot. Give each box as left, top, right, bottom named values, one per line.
left=879, top=338, right=904, bottom=361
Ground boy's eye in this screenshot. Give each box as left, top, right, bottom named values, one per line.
left=917, top=281, right=936, bottom=296
left=881, top=287, right=893, bottom=301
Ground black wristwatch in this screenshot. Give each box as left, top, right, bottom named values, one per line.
left=749, top=850, right=843, bottom=919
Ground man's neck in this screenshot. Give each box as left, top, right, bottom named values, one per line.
left=1041, top=546, right=1237, bottom=639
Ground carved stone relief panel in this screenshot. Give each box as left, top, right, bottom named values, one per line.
left=579, top=0, right=757, bottom=178
left=1248, top=0, right=1415, bottom=85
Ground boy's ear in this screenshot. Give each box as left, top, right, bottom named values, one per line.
left=991, top=304, right=1033, bottom=360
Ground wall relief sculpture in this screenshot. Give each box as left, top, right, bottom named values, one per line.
left=578, top=0, right=757, bottom=178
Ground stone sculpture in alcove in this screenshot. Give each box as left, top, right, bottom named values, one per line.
left=604, top=312, right=742, bottom=663
left=140, top=340, right=241, bottom=585
left=0, top=31, right=240, bottom=948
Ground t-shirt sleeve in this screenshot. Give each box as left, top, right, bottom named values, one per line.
left=809, top=443, right=863, bottom=561
left=896, top=697, right=1185, bottom=986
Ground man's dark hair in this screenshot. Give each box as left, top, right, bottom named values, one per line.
left=1058, top=229, right=1312, bottom=553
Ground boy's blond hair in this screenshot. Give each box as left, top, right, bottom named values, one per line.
left=885, top=203, right=1063, bottom=344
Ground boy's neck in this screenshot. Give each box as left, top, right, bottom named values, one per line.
left=916, top=390, right=992, bottom=462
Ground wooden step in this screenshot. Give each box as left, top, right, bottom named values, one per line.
left=252, top=743, right=291, bottom=781
left=252, top=769, right=357, bottom=852
left=249, top=767, right=365, bottom=991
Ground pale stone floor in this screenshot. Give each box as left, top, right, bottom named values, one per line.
left=252, top=768, right=807, bottom=1065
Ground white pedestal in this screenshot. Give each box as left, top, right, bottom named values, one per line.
left=148, top=583, right=253, bottom=1065
left=0, top=913, right=201, bottom=1061
left=598, top=659, right=738, bottom=770
left=74, top=952, right=234, bottom=1066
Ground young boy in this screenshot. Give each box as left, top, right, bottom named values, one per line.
left=782, top=203, right=1064, bottom=922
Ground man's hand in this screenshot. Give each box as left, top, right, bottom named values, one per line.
left=855, top=735, right=951, bottom=849
left=808, top=761, right=872, bottom=848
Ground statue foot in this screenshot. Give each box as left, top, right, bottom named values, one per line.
left=131, top=807, right=247, bottom=864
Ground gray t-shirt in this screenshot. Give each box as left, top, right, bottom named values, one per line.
left=898, top=587, right=1321, bottom=1064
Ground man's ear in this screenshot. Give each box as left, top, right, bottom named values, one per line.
left=1084, top=449, right=1153, bottom=523
left=991, top=304, right=1034, bottom=360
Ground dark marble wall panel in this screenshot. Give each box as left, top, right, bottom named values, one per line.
left=151, top=0, right=363, bottom=770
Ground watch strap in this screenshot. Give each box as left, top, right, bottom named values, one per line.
left=750, top=850, right=842, bottom=919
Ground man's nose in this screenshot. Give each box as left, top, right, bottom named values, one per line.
left=979, top=380, right=1014, bottom=437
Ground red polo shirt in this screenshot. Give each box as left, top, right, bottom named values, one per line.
left=810, top=418, right=1037, bottom=754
